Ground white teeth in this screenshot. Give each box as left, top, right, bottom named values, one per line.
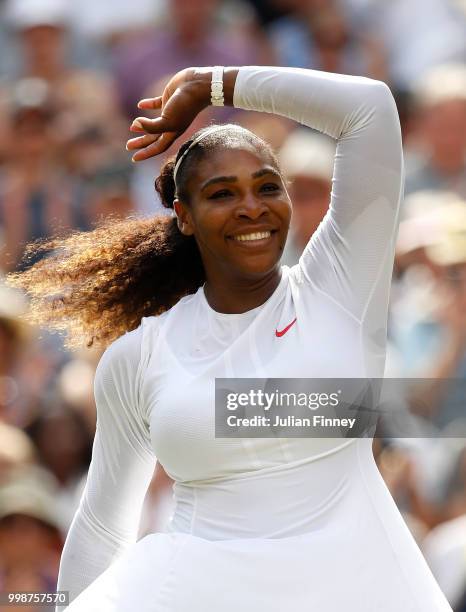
left=233, top=231, right=271, bottom=242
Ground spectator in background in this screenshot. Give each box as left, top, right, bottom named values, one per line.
left=392, top=197, right=466, bottom=430
left=358, top=0, right=466, bottom=92
left=0, top=422, right=36, bottom=478
left=268, top=0, right=387, bottom=79
left=0, top=284, right=47, bottom=429
left=0, top=1, right=132, bottom=249
left=404, top=64, right=466, bottom=199
left=26, top=405, right=92, bottom=530
left=0, top=465, right=65, bottom=602
left=235, top=109, right=293, bottom=152
left=0, top=78, right=132, bottom=270
left=374, top=442, right=434, bottom=543
left=55, top=352, right=100, bottom=436
left=2, top=0, right=117, bottom=126
left=445, top=444, right=466, bottom=519
left=423, top=512, right=466, bottom=610
left=113, top=0, right=262, bottom=118
left=239, top=0, right=291, bottom=26
left=67, top=0, right=163, bottom=48
left=0, top=80, right=73, bottom=272
left=59, top=122, right=136, bottom=231
left=443, top=445, right=466, bottom=520
left=278, top=129, right=335, bottom=266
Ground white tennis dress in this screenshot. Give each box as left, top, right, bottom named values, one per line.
left=57, top=67, right=452, bottom=611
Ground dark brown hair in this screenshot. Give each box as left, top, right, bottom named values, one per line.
left=6, top=124, right=278, bottom=349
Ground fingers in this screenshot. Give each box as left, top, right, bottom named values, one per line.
left=129, top=97, right=163, bottom=132
left=130, top=116, right=168, bottom=134
left=137, top=96, right=162, bottom=110
left=128, top=91, right=182, bottom=159
left=126, top=133, right=160, bottom=151
left=130, top=132, right=178, bottom=162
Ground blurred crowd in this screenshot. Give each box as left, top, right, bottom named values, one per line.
left=0, top=0, right=465, bottom=610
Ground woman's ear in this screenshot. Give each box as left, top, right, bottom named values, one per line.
left=173, top=198, right=194, bottom=236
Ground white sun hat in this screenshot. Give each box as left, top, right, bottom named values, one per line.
left=413, top=62, right=466, bottom=109
left=279, top=129, right=335, bottom=182
left=5, top=0, right=70, bottom=30
left=0, top=464, right=66, bottom=533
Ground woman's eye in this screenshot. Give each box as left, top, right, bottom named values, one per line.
left=208, top=189, right=232, bottom=199
left=260, top=183, right=280, bottom=193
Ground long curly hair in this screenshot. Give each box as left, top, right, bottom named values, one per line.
left=6, top=124, right=278, bottom=349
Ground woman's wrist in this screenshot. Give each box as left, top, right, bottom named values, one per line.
left=190, top=67, right=239, bottom=108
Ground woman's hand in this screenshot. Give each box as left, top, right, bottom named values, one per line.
left=126, top=68, right=211, bottom=162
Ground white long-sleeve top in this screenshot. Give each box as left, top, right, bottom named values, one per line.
left=57, top=66, right=404, bottom=607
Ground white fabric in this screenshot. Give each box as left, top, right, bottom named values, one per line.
left=57, top=66, right=452, bottom=611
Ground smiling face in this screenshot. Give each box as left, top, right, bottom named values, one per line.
left=174, top=145, right=292, bottom=283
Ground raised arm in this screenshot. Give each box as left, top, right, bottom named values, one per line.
left=56, top=326, right=156, bottom=609
left=231, top=66, right=403, bottom=325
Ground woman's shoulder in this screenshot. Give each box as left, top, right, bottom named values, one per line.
left=95, top=325, right=145, bottom=388
left=97, top=291, right=201, bottom=375
left=94, top=316, right=163, bottom=405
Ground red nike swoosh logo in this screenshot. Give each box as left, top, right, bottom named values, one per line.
left=275, top=317, right=297, bottom=337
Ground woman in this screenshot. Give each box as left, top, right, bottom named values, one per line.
left=10, top=65, right=452, bottom=610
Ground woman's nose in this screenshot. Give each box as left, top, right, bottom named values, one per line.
left=234, top=193, right=268, bottom=220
